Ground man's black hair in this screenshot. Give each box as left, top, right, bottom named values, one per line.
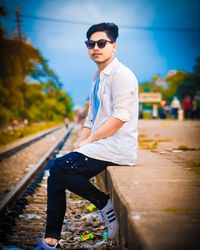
left=86, top=22, right=119, bottom=42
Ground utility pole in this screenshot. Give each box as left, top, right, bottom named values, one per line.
left=15, top=6, right=26, bottom=118
left=15, top=6, right=22, bottom=42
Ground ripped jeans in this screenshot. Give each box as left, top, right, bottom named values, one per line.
left=45, top=151, right=118, bottom=240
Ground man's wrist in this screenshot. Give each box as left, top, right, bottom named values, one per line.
left=88, top=134, right=95, bottom=142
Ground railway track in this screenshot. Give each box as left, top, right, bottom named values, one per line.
left=0, top=126, right=62, bottom=161
left=0, top=126, right=73, bottom=214
left=0, top=125, right=118, bottom=249
left=0, top=126, right=71, bottom=203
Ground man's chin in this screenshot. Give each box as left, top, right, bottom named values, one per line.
left=93, top=58, right=104, bottom=63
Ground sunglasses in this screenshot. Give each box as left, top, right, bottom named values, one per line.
left=85, top=39, right=114, bottom=49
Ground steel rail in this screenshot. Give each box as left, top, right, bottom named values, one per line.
left=0, top=127, right=73, bottom=215
left=0, top=125, right=62, bottom=161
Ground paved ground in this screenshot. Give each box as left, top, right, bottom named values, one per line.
left=102, top=119, right=200, bottom=249
left=138, top=119, right=200, bottom=174
left=108, top=149, right=200, bottom=249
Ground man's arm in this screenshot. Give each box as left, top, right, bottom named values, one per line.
left=79, top=116, right=124, bottom=147
left=75, top=127, right=91, bottom=148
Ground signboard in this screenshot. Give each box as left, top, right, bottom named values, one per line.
left=139, top=92, right=162, bottom=103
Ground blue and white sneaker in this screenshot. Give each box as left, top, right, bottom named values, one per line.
left=99, top=199, right=119, bottom=239
left=34, top=238, right=62, bottom=250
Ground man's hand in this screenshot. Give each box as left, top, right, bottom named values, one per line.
left=77, top=116, right=125, bottom=149
left=74, top=127, right=91, bottom=149
left=74, top=117, right=124, bottom=149
left=78, top=136, right=93, bottom=147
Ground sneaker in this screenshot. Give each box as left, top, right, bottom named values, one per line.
left=99, top=198, right=119, bottom=239
left=34, top=238, right=62, bottom=250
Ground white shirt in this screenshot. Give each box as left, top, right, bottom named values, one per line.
left=76, top=57, right=138, bottom=165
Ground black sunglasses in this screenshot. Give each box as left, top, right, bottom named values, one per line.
left=85, top=39, right=114, bottom=49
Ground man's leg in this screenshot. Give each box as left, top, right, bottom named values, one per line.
left=45, top=152, right=116, bottom=241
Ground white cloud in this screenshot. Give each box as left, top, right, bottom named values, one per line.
left=34, top=0, right=156, bottom=52
left=32, top=0, right=168, bottom=103
left=36, top=0, right=155, bottom=31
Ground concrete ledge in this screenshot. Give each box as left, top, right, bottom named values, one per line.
left=98, top=150, right=200, bottom=250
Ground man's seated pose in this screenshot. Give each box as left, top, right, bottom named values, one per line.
left=34, top=22, right=138, bottom=250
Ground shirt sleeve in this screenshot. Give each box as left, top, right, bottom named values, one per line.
left=83, top=86, right=94, bottom=128
left=83, top=101, right=93, bottom=128
left=111, top=74, right=138, bottom=122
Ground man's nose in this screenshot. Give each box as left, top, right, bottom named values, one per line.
left=94, top=43, right=99, bottom=50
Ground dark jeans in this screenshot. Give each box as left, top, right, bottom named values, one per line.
left=45, top=151, right=118, bottom=240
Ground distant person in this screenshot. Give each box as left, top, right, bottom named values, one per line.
left=152, top=104, right=158, bottom=119
left=76, top=111, right=84, bottom=124
left=170, top=96, right=181, bottom=119
left=64, top=117, right=69, bottom=128
left=77, top=99, right=90, bottom=125
left=34, top=22, right=138, bottom=250
left=159, top=99, right=170, bottom=119
left=23, top=118, right=29, bottom=126
left=193, top=91, right=200, bottom=119
left=11, top=119, right=18, bottom=131
left=182, top=95, right=192, bottom=119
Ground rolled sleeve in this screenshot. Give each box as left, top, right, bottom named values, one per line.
left=112, top=75, right=138, bottom=122
left=83, top=101, right=93, bottom=128
left=83, top=118, right=92, bottom=128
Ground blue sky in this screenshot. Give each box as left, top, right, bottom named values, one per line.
left=2, top=0, right=200, bottom=106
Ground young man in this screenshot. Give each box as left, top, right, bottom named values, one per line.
left=35, top=22, right=138, bottom=250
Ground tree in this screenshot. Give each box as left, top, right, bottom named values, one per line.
left=139, top=80, right=163, bottom=93
left=0, top=24, right=73, bottom=125
left=163, top=58, right=200, bottom=100
left=164, top=71, right=189, bottom=100
left=0, top=6, right=7, bottom=38
left=139, top=59, right=199, bottom=103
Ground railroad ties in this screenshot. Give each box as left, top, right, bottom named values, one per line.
left=0, top=124, right=118, bottom=249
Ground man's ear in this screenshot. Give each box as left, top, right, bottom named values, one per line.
left=113, top=42, right=117, bottom=52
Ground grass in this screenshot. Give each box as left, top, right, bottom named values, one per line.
left=164, top=207, right=193, bottom=212
left=0, top=121, right=63, bottom=147
left=140, top=139, right=155, bottom=143
left=177, top=145, right=190, bottom=150
left=138, top=133, right=173, bottom=151
left=139, top=140, right=158, bottom=150
left=138, top=134, right=147, bottom=138
left=187, top=160, right=200, bottom=176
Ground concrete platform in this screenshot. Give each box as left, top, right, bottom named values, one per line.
left=99, top=149, right=200, bottom=250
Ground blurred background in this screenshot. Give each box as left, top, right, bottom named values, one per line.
left=0, top=3, right=200, bottom=248
left=0, top=0, right=200, bottom=145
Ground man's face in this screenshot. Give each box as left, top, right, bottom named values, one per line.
left=87, top=31, right=116, bottom=64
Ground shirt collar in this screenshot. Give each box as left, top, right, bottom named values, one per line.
left=101, top=57, right=119, bottom=76
left=94, top=57, right=119, bottom=80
